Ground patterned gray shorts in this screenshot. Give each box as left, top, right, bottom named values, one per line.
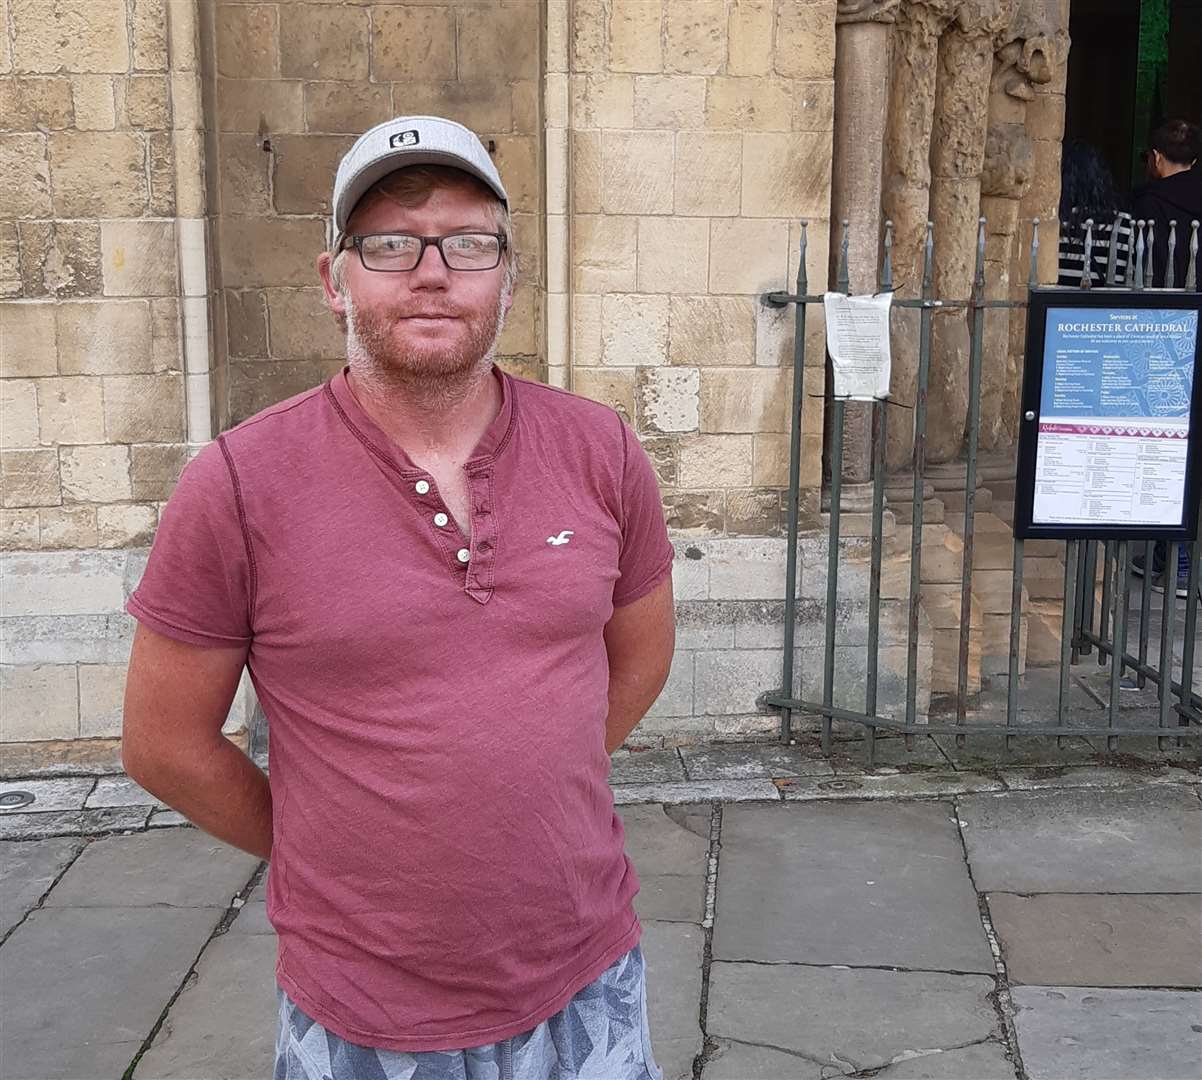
left=275, top=945, right=665, bottom=1080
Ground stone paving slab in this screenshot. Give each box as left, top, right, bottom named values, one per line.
left=613, top=779, right=781, bottom=805
left=1011, top=985, right=1202, bottom=1080
left=933, top=734, right=1100, bottom=766
left=779, top=771, right=1002, bottom=800
left=0, top=805, right=151, bottom=839
left=45, top=828, right=261, bottom=909
left=714, top=803, right=994, bottom=973
left=622, top=804, right=709, bottom=924
left=133, top=929, right=279, bottom=1079
left=702, top=1038, right=1017, bottom=1079
left=85, top=774, right=165, bottom=808
left=641, top=919, right=705, bottom=1080
left=825, top=734, right=951, bottom=771
left=988, top=892, right=1202, bottom=988
left=1002, top=765, right=1199, bottom=790
left=705, top=964, right=999, bottom=1076
left=610, top=748, right=687, bottom=784
left=958, top=787, right=1202, bottom=893
left=0, top=777, right=94, bottom=813
left=0, top=836, right=84, bottom=938
left=678, top=743, right=835, bottom=779
left=1, top=905, right=223, bottom=1080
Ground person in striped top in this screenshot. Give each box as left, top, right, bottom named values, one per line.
left=1057, top=140, right=1133, bottom=288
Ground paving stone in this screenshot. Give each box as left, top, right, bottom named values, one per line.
left=45, top=828, right=261, bottom=909
left=0, top=905, right=223, bottom=1080
left=825, top=735, right=950, bottom=771
left=958, top=787, right=1202, bottom=892
left=0, top=805, right=151, bottom=839
left=0, top=776, right=93, bottom=813
left=935, top=733, right=1100, bottom=766
left=1011, top=985, right=1202, bottom=1080
left=226, top=900, right=274, bottom=936
left=641, top=919, right=705, bottom=1080
left=714, top=803, right=994, bottom=972
left=612, top=779, right=781, bottom=805
left=85, top=774, right=165, bottom=808
left=0, top=836, right=83, bottom=937
left=133, top=929, right=278, bottom=1079
left=679, top=743, right=834, bottom=779
left=636, top=875, right=706, bottom=924
left=988, top=893, right=1202, bottom=988
left=706, top=964, right=999, bottom=1075
left=611, top=747, right=687, bottom=784
left=703, top=1037, right=1017, bottom=1079
left=1002, top=765, right=1197, bottom=790
left=874, top=1041, right=1018, bottom=1078
left=780, top=771, right=1002, bottom=800
left=623, top=804, right=709, bottom=923
left=149, top=809, right=190, bottom=828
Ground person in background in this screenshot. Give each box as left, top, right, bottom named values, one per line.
left=1132, top=118, right=1202, bottom=288
left=1057, top=140, right=1133, bottom=287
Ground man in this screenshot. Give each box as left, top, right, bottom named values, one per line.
left=123, top=115, right=676, bottom=1080
left=1132, top=117, right=1201, bottom=289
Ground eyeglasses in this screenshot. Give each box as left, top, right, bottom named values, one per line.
left=339, top=232, right=507, bottom=272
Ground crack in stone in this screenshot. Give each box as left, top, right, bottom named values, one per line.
left=691, top=802, right=723, bottom=1080
left=708, top=957, right=996, bottom=978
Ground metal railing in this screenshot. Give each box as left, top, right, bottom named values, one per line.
left=758, top=214, right=1202, bottom=763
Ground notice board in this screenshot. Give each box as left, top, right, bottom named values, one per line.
left=1014, top=290, right=1202, bottom=540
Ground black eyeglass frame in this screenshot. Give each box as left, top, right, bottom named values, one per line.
left=337, top=231, right=508, bottom=272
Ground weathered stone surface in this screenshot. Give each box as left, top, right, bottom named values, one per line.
left=700, top=368, right=789, bottom=433
left=611, top=749, right=686, bottom=785
left=0, top=776, right=92, bottom=812
left=0, top=378, right=37, bottom=448
left=216, top=79, right=303, bottom=133
left=674, top=131, right=741, bottom=216
left=271, top=133, right=354, bottom=215
left=704, top=1038, right=1016, bottom=1079
left=35, top=376, right=104, bottom=445
left=0, top=448, right=60, bottom=508
left=0, top=507, right=40, bottom=549
left=85, top=775, right=161, bottom=809
left=48, top=131, right=147, bottom=218
left=10, top=0, right=130, bottom=74
left=130, top=443, right=187, bottom=502
left=57, top=299, right=152, bottom=375
left=601, top=130, right=674, bottom=214
left=638, top=367, right=699, bottom=434
left=303, top=80, right=391, bottom=134
left=1, top=549, right=128, bottom=617
left=678, top=434, right=752, bottom=488
left=781, top=771, right=1002, bottom=800
left=622, top=802, right=708, bottom=922
left=214, top=3, right=278, bottom=79
left=958, top=787, right=1202, bottom=893
left=601, top=294, right=669, bottom=367
left=456, top=0, right=539, bottom=80
left=60, top=444, right=132, bottom=501
left=988, top=892, right=1202, bottom=988
left=0, top=804, right=149, bottom=839
left=69, top=73, right=116, bottom=130
left=571, top=368, right=636, bottom=425
left=610, top=0, right=664, bottom=73
left=372, top=6, right=455, bottom=81
left=218, top=218, right=326, bottom=288
left=265, top=287, right=343, bottom=360
left=37, top=506, right=97, bottom=549
left=572, top=214, right=637, bottom=292
left=741, top=131, right=833, bottom=218
left=694, top=648, right=779, bottom=717
left=773, top=1, right=836, bottom=79
left=0, top=75, right=73, bottom=129
left=708, top=218, right=789, bottom=293
left=1011, top=986, right=1202, bottom=1080
left=570, top=72, right=634, bottom=129
left=705, top=77, right=792, bottom=131
left=0, top=835, right=83, bottom=937
left=100, top=220, right=178, bottom=297
left=714, top=802, right=994, bottom=971
left=279, top=3, right=368, bottom=80
left=669, top=296, right=755, bottom=367
left=646, top=652, right=695, bottom=719
left=679, top=743, right=834, bottom=780
left=637, top=216, right=709, bottom=294
left=18, top=220, right=102, bottom=298
left=0, top=131, right=51, bottom=217
left=640, top=919, right=706, bottom=1080
left=612, top=780, right=780, bottom=805
left=663, top=490, right=723, bottom=535
left=633, top=74, right=707, bottom=128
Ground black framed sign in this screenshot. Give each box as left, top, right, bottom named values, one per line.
left=1014, top=289, right=1202, bottom=541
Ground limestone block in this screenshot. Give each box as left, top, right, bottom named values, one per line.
left=663, top=489, right=723, bottom=535
left=705, top=77, right=792, bottom=131
left=280, top=4, right=368, bottom=80
left=60, top=444, right=131, bottom=502
left=217, top=133, right=271, bottom=216
left=695, top=647, right=780, bottom=715
left=372, top=6, right=455, bottom=80
left=706, top=537, right=789, bottom=599
left=70, top=75, right=115, bottom=131
left=0, top=0, right=10, bottom=75
left=511, top=212, right=543, bottom=284
left=457, top=1, right=539, bottom=81
left=741, top=131, right=832, bottom=219
left=121, top=75, right=170, bottom=130
left=131, top=0, right=168, bottom=71
left=1, top=509, right=39, bottom=549
left=49, top=131, right=147, bottom=218
left=601, top=294, right=669, bottom=367
left=10, top=0, right=129, bottom=74
left=752, top=432, right=789, bottom=487
left=641, top=435, right=677, bottom=487
left=57, top=300, right=152, bottom=375
left=497, top=284, right=537, bottom=357
left=0, top=378, right=37, bottom=447
left=636, top=217, right=708, bottom=294
left=272, top=134, right=354, bottom=215
left=669, top=296, right=755, bottom=368
left=981, top=608, right=1027, bottom=678
left=793, top=80, right=835, bottom=132
left=0, top=549, right=127, bottom=614
left=215, top=4, right=279, bottom=79
left=610, top=0, right=663, bottom=73
left=38, top=506, right=97, bottom=549
left=17, top=221, right=102, bottom=298
left=572, top=214, right=637, bottom=293
left=919, top=523, right=966, bottom=585
left=1025, top=91, right=1065, bottom=144
left=130, top=443, right=187, bottom=502
left=679, top=434, right=753, bottom=488
left=0, top=224, right=19, bottom=297
left=149, top=298, right=180, bottom=371
left=146, top=131, right=176, bottom=218
left=36, top=377, right=105, bottom=445
left=773, top=2, right=836, bottom=80
left=227, top=358, right=342, bottom=425
left=638, top=367, right=699, bottom=434
left=571, top=131, right=601, bottom=214
left=303, top=81, right=391, bottom=134
left=569, top=74, right=634, bottom=129
left=700, top=368, right=789, bottom=434
left=572, top=367, right=636, bottom=425
left=100, top=221, right=178, bottom=298
left=0, top=76, right=74, bottom=129
left=727, top=488, right=782, bottom=535
left=218, top=217, right=326, bottom=288
left=1, top=448, right=58, bottom=507
left=601, top=131, right=673, bottom=215
left=645, top=651, right=695, bottom=718
left=632, top=75, right=706, bottom=129
left=489, top=135, right=540, bottom=214
left=76, top=661, right=127, bottom=736
left=0, top=132, right=50, bottom=217
left=929, top=623, right=982, bottom=695
left=102, top=374, right=185, bottom=443
left=96, top=503, right=157, bottom=549
left=674, top=131, right=741, bottom=216
left=708, top=218, right=788, bottom=294
left=727, top=0, right=773, bottom=77
left=571, top=0, right=606, bottom=73
left=217, top=80, right=304, bottom=133
left=570, top=293, right=602, bottom=366
left=665, top=1, right=726, bottom=75
left=0, top=664, right=78, bottom=741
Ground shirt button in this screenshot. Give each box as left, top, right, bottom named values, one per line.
left=434, top=512, right=449, bottom=527
left=415, top=480, right=430, bottom=495
left=457, top=548, right=470, bottom=563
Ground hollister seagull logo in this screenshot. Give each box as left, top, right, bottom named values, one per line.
left=547, top=531, right=574, bottom=546
left=389, top=130, right=420, bottom=148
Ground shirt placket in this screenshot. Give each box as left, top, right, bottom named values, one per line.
left=407, top=468, right=496, bottom=605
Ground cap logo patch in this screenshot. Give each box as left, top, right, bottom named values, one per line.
left=389, top=130, right=420, bottom=148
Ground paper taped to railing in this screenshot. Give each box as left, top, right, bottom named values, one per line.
left=823, top=291, right=893, bottom=400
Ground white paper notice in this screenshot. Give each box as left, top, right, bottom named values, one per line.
left=823, top=291, right=893, bottom=401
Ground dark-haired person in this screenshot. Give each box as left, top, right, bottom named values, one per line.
left=1132, top=118, right=1201, bottom=288
left=1057, top=140, right=1133, bottom=286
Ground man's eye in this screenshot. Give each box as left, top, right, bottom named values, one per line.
left=446, top=235, right=487, bottom=252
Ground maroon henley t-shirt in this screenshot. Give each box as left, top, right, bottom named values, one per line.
left=126, top=366, right=675, bottom=1052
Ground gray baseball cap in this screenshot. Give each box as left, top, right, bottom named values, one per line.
left=330, top=115, right=508, bottom=239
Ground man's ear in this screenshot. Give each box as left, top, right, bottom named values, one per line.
left=317, top=251, right=347, bottom=319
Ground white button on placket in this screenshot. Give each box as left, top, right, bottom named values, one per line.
left=457, top=548, right=470, bottom=563
left=434, top=512, right=449, bottom=528
left=415, top=480, right=430, bottom=495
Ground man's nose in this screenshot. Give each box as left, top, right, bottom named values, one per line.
left=409, top=240, right=450, bottom=286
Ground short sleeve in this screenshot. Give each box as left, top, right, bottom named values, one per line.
left=612, top=419, right=675, bottom=608
left=126, top=437, right=254, bottom=647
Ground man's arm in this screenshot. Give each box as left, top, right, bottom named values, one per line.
left=603, top=576, right=676, bottom=754
left=122, top=623, right=272, bottom=860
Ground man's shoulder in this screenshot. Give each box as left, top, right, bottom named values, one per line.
left=217, top=381, right=332, bottom=459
